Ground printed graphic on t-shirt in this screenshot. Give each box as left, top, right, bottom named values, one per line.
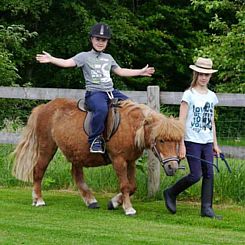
left=87, top=58, right=110, bottom=84
left=191, top=102, right=214, bottom=133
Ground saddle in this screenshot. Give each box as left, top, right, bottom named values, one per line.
left=77, top=98, right=121, bottom=142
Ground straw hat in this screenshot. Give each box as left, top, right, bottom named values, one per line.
left=189, top=57, right=218, bottom=74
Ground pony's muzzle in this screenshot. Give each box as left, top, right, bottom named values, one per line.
left=164, top=164, right=185, bottom=176
left=163, top=162, right=178, bottom=176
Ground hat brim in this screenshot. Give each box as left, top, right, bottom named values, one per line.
left=189, top=65, right=218, bottom=74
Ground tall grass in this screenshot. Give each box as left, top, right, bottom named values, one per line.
left=0, top=144, right=244, bottom=205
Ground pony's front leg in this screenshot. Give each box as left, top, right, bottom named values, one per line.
left=72, top=164, right=99, bottom=208
left=108, top=161, right=136, bottom=211
left=113, top=158, right=136, bottom=216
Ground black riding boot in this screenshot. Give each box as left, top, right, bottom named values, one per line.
left=201, top=178, right=222, bottom=219
left=163, top=176, right=193, bottom=214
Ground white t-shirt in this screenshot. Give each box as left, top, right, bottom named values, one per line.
left=182, top=88, right=218, bottom=144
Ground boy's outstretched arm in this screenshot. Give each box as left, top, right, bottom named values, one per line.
left=113, top=64, right=155, bottom=77
left=36, top=51, right=76, bottom=68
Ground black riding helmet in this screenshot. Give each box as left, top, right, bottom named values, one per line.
left=89, top=23, right=111, bottom=39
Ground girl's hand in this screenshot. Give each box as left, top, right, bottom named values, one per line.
left=178, top=142, right=186, bottom=159
left=36, top=51, right=52, bottom=63
left=213, top=144, right=222, bottom=157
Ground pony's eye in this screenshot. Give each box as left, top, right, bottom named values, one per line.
left=159, top=139, right=165, bottom=143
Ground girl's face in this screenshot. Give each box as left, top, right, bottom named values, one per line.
left=197, top=73, right=212, bottom=87
left=91, top=37, right=108, bottom=52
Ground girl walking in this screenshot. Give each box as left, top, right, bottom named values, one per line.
left=164, top=57, right=222, bottom=219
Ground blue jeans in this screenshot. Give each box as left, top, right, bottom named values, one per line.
left=85, top=90, right=128, bottom=144
left=185, top=141, right=214, bottom=184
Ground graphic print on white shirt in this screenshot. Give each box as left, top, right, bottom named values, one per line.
left=191, top=101, right=214, bottom=133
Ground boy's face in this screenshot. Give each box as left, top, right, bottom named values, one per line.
left=91, top=37, right=109, bottom=52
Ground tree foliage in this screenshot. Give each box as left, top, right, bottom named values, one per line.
left=191, top=0, right=245, bottom=93
left=0, top=24, right=37, bottom=86
left=0, top=0, right=244, bottom=92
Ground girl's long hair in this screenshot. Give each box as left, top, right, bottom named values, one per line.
left=189, top=71, right=199, bottom=89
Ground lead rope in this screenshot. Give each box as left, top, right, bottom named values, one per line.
left=185, top=153, right=232, bottom=173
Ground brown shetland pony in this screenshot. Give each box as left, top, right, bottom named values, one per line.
left=12, top=98, right=184, bottom=215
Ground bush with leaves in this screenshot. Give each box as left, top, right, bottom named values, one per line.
left=0, top=24, right=37, bottom=86
left=191, top=0, right=245, bottom=93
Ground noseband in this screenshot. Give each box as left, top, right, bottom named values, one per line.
left=151, top=143, right=184, bottom=176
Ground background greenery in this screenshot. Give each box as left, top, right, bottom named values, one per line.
left=0, top=0, right=244, bottom=92
left=1, top=0, right=244, bottom=143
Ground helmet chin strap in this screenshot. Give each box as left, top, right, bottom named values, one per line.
left=92, top=47, right=104, bottom=53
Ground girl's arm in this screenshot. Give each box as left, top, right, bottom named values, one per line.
left=178, top=101, right=188, bottom=159
left=36, top=51, right=76, bottom=68
left=113, top=64, right=155, bottom=77
left=212, top=116, right=222, bottom=156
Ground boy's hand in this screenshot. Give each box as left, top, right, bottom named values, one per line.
left=141, top=64, right=155, bottom=76
left=36, top=51, right=52, bottom=63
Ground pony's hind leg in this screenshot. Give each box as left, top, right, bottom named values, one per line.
left=72, top=164, right=99, bottom=208
left=127, top=161, right=137, bottom=196
left=32, top=144, right=57, bottom=207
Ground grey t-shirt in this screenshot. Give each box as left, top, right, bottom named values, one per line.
left=72, top=50, right=120, bottom=92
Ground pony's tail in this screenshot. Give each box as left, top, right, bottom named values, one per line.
left=12, top=105, right=44, bottom=182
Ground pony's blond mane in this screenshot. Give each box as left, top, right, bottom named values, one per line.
left=134, top=103, right=184, bottom=150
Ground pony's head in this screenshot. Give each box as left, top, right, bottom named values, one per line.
left=135, top=112, right=184, bottom=176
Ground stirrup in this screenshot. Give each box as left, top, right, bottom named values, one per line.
left=90, top=136, right=105, bottom=154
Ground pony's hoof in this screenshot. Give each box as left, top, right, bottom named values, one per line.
left=35, top=200, right=46, bottom=207
left=88, top=202, right=100, bottom=209
left=108, top=201, right=115, bottom=210
left=125, top=207, right=136, bottom=216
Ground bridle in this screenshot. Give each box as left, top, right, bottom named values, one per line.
left=151, top=142, right=185, bottom=176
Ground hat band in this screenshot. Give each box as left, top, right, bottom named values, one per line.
left=195, top=64, right=212, bottom=70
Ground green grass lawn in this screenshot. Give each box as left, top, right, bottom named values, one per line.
left=0, top=187, right=244, bottom=245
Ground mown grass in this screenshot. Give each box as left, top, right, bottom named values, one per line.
left=0, top=187, right=244, bottom=245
